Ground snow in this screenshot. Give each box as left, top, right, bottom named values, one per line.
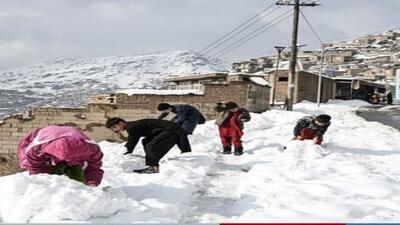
left=249, top=77, right=269, bottom=86
left=378, top=105, right=400, bottom=111
left=117, top=89, right=204, bottom=96
left=0, top=173, right=130, bottom=222
left=0, top=50, right=227, bottom=118
left=1, top=100, right=400, bottom=223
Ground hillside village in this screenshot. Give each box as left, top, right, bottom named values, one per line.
left=231, top=30, right=400, bottom=87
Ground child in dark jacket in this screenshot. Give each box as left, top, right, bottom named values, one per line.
left=215, top=102, right=251, bottom=155
left=292, top=114, right=331, bottom=145
left=158, top=103, right=206, bottom=135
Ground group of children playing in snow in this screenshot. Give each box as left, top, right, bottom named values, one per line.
left=17, top=101, right=331, bottom=186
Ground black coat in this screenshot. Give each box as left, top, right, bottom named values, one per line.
left=125, top=119, right=191, bottom=154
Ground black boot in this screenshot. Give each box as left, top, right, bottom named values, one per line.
left=222, top=146, right=232, bottom=154
left=234, top=146, right=243, bottom=156
left=133, top=166, right=160, bottom=174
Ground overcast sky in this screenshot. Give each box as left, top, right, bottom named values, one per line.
left=0, top=0, right=399, bottom=69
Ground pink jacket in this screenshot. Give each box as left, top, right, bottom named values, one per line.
left=18, top=126, right=104, bottom=186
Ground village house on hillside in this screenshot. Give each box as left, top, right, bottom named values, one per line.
left=231, top=30, right=400, bottom=95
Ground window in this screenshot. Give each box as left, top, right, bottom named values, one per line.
left=278, top=77, right=288, bottom=82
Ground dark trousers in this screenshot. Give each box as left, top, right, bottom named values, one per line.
left=142, top=130, right=179, bottom=167
left=52, top=162, right=86, bottom=184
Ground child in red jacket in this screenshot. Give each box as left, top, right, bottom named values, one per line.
left=292, top=114, right=331, bottom=145
left=215, top=102, right=251, bottom=155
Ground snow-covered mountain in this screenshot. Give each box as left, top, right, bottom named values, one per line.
left=0, top=50, right=228, bottom=118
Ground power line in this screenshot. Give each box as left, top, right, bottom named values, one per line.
left=300, top=9, right=323, bottom=44
left=320, top=25, right=400, bottom=44
left=322, top=23, right=400, bottom=42
left=300, top=16, right=400, bottom=47
left=198, top=1, right=278, bottom=54
left=319, top=18, right=400, bottom=39
left=278, top=0, right=320, bottom=111
left=298, top=9, right=324, bottom=107
left=202, top=5, right=283, bottom=55
left=213, top=11, right=292, bottom=58
left=212, top=9, right=293, bottom=58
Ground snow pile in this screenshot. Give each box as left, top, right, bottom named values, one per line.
left=0, top=173, right=130, bottom=223
left=250, top=77, right=269, bottom=86
left=0, top=50, right=227, bottom=118
left=1, top=100, right=400, bottom=223
left=378, top=105, right=400, bottom=111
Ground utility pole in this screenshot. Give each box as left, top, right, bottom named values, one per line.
left=271, top=46, right=285, bottom=107
left=317, top=44, right=324, bottom=107
left=276, top=0, right=319, bottom=111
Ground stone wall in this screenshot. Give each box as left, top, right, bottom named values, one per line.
left=0, top=82, right=269, bottom=176
left=0, top=105, right=123, bottom=166
left=113, top=82, right=255, bottom=118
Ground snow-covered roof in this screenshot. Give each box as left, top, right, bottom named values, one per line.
left=333, top=77, right=359, bottom=80
left=363, top=54, right=393, bottom=60
left=250, top=77, right=269, bottom=86
left=116, top=89, right=204, bottom=96
left=164, top=72, right=228, bottom=82
left=228, top=72, right=265, bottom=77
left=333, top=77, right=387, bottom=87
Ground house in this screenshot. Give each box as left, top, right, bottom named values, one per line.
left=164, top=73, right=228, bottom=90
left=164, top=72, right=271, bottom=113
left=266, top=69, right=335, bottom=105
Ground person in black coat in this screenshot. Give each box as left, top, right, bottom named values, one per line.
left=386, top=91, right=393, bottom=105
left=106, top=117, right=191, bottom=174
left=157, top=103, right=206, bottom=135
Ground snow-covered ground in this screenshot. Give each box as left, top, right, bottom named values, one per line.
left=0, top=50, right=227, bottom=118
left=1, top=100, right=400, bottom=223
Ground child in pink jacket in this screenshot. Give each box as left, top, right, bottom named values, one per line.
left=18, top=125, right=104, bottom=186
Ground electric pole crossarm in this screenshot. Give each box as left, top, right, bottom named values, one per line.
left=276, top=1, right=319, bottom=7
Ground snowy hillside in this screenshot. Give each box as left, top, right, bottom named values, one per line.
left=0, top=50, right=228, bottom=118
left=1, top=100, right=400, bottom=223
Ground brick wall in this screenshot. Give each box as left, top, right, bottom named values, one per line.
left=0, top=105, right=122, bottom=176
left=113, top=82, right=254, bottom=118
left=0, top=82, right=269, bottom=176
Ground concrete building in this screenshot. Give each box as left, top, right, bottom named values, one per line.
left=267, top=70, right=335, bottom=105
